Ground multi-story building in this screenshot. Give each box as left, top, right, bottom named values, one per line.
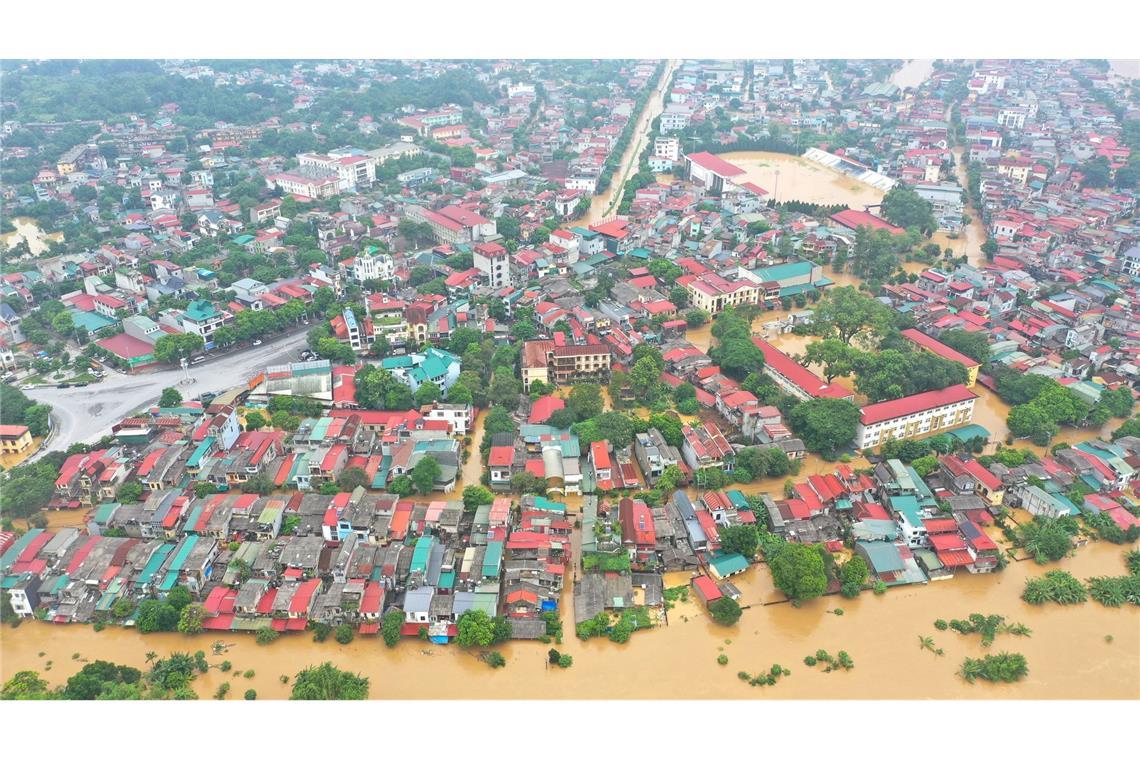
left=473, top=241, right=511, bottom=288
left=521, top=339, right=612, bottom=390
left=406, top=204, right=497, bottom=245
left=654, top=136, right=680, bottom=161
left=677, top=271, right=760, bottom=314
left=297, top=151, right=375, bottom=192
left=855, top=384, right=978, bottom=450
left=266, top=171, right=340, bottom=200
left=167, top=299, right=230, bottom=345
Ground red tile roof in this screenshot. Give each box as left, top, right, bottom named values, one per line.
left=830, top=209, right=906, bottom=234
left=859, top=384, right=977, bottom=426
left=686, top=152, right=745, bottom=177
left=901, top=328, right=980, bottom=368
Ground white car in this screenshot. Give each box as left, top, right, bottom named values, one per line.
left=252, top=339, right=263, bottom=346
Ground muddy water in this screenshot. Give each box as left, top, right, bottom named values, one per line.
left=891, top=59, right=936, bottom=90
left=1, top=216, right=64, bottom=256
left=1109, top=59, right=1139, bottom=80
left=3, top=538, right=1135, bottom=699
left=717, top=151, right=885, bottom=208
left=451, top=408, right=487, bottom=495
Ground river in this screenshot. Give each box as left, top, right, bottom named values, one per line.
left=2, top=216, right=65, bottom=257
left=2, top=537, right=1134, bottom=699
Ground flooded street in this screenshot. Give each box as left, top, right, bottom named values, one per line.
left=3, top=538, right=1134, bottom=699
left=572, top=59, right=679, bottom=228
left=2, top=216, right=64, bottom=256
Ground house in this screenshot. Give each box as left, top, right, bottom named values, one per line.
left=681, top=422, right=734, bottom=475
left=0, top=425, right=34, bottom=453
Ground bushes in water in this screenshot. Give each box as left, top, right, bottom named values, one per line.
left=959, top=652, right=1028, bottom=684
left=1022, top=570, right=1088, bottom=605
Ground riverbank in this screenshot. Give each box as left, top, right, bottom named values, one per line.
left=2, top=536, right=1134, bottom=699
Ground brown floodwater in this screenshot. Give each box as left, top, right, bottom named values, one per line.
left=1, top=216, right=65, bottom=257
left=3, top=537, right=1135, bottom=699
left=717, top=151, right=885, bottom=208
left=891, top=59, right=936, bottom=90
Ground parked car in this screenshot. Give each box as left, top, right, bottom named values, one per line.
left=252, top=339, right=263, bottom=346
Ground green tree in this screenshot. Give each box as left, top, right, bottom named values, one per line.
left=708, top=597, right=743, bottom=626
left=290, top=662, right=369, bottom=700
left=462, top=485, right=494, bottom=512
left=410, top=456, right=442, bottom=494
left=769, top=542, right=829, bottom=602
left=938, top=329, right=991, bottom=364
left=116, top=481, right=144, bottom=503
left=333, top=624, right=354, bottom=645
left=802, top=339, right=860, bottom=382
left=413, top=382, right=441, bottom=407
left=839, top=556, right=869, bottom=598
left=336, top=466, right=369, bottom=492
left=176, top=604, right=205, bottom=634
left=717, top=525, right=759, bottom=559
left=881, top=184, right=936, bottom=233
left=244, top=411, right=268, bottom=431
left=381, top=610, right=403, bottom=648
left=787, top=398, right=860, bottom=458
left=1, top=671, right=55, bottom=700
left=807, top=286, right=893, bottom=346
left=456, top=609, right=497, bottom=647
left=158, top=387, right=183, bottom=408
left=567, top=383, right=604, bottom=420
left=153, top=333, right=204, bottom=364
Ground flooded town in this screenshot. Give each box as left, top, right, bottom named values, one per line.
left=1, top=53, right=1139, bottom=710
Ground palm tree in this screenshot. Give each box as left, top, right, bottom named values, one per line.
left=918, top=635, right=936, bottom=652
left=145, top=651, right=157, bottom=664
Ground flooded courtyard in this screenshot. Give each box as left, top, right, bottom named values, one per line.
left=717, top=151, right=886, bottom=207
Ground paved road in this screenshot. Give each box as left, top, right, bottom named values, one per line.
left=26, top=329, right=310, bottom=454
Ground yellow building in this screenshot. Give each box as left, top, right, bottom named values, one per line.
left=0, top=425, right=33, bottom=453
left=680, top=272, right=760, bottom=315
left=901, top=329, right=981, bottom=388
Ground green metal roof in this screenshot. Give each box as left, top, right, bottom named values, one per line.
left=752, top=260, right=814, bottom=283
left=160, top=535, right=199, bottom=592
left=857, top=540, right=905, bottom=573
left=188, top=436, right=216, bottom=468
left=410, top=536, right=434, bottom=574
left=947, top=424, right=990, bottom=442
left=530, top=496, right=566, bottom=514
left=137, top=543, right=175, bottom=586
left=482, top=541, right=503, bottom=578
left=709, top=553, right=750, bottom=578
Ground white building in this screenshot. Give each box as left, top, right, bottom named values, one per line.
left=654, top=136, right=680, bottom=161
left=473, top=241, right=511, bottom=288
left=297, top=151, right=375, bottom=192
left=422, top=403, right=475, bottom=435
left=352, top=249, right=394, bottom=283
left=855, top=385, right=978, bottom=450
